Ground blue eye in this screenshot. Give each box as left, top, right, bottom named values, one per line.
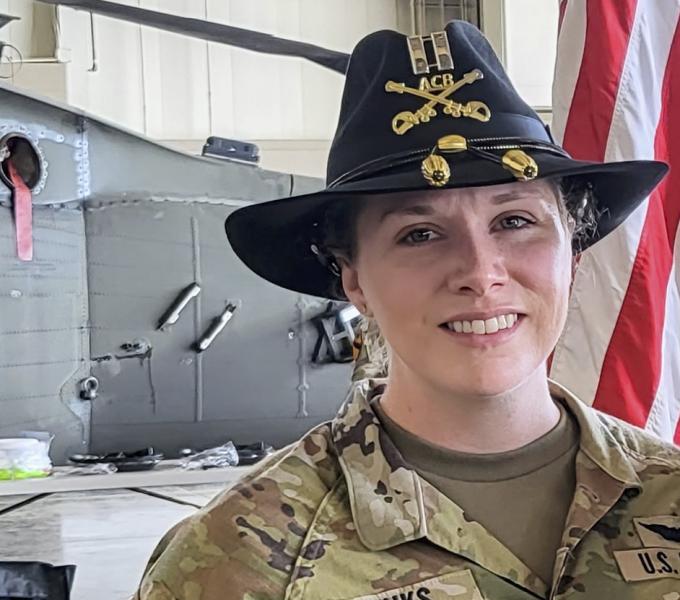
left=500, top=215, right=532, bottom=229
left=401, top=229, right=440, bottom=245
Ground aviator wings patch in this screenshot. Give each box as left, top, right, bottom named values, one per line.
left=635, top=517, right=680, bottom=549
left=640, top=523, right=680, bottom=543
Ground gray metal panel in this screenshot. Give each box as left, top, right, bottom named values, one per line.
left=85, top=124, right=293, bottom=203
left=291, top=173, right=328, bottom=195
left=1, top=81, right=352, bottom=461
left=86, top=202, right=203, bottom=427
left=0, top=80, right=296, bottom=207
left=87, top=200, right=351, bottom=454
left=0, top=205, right=90, bottom=462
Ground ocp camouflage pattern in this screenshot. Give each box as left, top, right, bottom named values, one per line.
left=351, top=318, right=389, bottom=382
left=136, top=379, right=680, bottom=599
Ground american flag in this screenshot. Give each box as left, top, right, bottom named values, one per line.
left=549, top=0, right=680, bottom=442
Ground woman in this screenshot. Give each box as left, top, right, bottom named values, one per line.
left=137, top=21, right=678, bottom=600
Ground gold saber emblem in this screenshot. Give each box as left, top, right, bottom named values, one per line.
left=386, top=69, right=490, bottom=135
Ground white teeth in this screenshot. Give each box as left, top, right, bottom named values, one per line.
left=485, top=317, right=499, bottom=334
left=445, top=313, right=520, bottom=335
left=471, top=320, right=485, bottom=334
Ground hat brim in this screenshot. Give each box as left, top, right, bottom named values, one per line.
left=225, top=152, right=668, bottom=300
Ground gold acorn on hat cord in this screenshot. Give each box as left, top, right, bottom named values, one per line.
left=420, top=136, right=539, bottom=187
left=502, top=149, right=539, bottom=181
left=420, top=134, right=466, bottom=187
left=421, top=153, right=450, bottom=187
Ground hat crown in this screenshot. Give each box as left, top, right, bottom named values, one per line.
left=326, top=20, right=550, bottom=186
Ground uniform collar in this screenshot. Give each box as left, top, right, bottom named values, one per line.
left=331, top=378, right=642, bottom=553
left=331, top=379, right=426, bottom=551
left=548, top=379, right=641, bottom=489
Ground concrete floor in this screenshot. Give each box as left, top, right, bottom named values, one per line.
left=0, top=484, right=226, bottom=600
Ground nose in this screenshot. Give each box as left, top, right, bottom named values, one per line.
left=446, top=228, right=509, bottom=297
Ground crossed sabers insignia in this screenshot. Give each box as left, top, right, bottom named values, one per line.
left=385, top=69, right=491, bottom=135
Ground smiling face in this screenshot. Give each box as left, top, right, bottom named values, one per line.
left=340, top=179, right=574, bottom=398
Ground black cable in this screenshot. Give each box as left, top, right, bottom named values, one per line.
left=36, top=0, right=350, bottom=74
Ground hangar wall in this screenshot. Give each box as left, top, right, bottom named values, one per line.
left=3, top=0, right=558, bottom=177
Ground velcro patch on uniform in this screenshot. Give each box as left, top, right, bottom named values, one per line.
left=634, top=516, right=680, bottom=549
left=351, top=570, right=483, bottom=600
left=614, top=548, right=680, bottom=582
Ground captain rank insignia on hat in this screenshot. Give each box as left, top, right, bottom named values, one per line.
left=385, top=31, right=491, bottom=136
left=378, top=29, right=540, bottom=188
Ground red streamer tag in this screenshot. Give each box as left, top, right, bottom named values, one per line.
left=7, top=161, right=33, bottom=261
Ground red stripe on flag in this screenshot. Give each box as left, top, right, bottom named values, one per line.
left=593, top=20, right=680, bottom=429
left=558, top=0, right=568, bottom=33
left=561, top=0, right=637, bottom=161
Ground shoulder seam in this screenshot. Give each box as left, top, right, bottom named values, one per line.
left=600, top=414, right=680, bottom=468
left=619, top=442, right=680, bottom=469
left=246, top=423, right=335, bottom=483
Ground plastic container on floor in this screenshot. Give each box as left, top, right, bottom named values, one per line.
left=0, top=438, right=52, bottom=481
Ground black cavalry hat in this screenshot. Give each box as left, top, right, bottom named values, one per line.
left=226, top=21, right=667, bottom=299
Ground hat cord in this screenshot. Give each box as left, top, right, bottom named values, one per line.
left=328, top=137, right=570, bottom=189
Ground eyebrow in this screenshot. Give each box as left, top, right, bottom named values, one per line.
left=378, top=204, right=436, bottom=222
left=490, top=191, right=545, bottom=205
left=378, top=189, right=549, bottom=222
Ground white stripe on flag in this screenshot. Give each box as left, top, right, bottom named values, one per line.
left=550, top=0, right=679, bottom=409
left=551, top=0, right=587, bottom=145
left=647, top=223, right=680, bottom=439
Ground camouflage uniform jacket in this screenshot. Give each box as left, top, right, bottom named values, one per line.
left=137, top=379, right=680, bottom=600
left=352, top=318, right=389, bottom=383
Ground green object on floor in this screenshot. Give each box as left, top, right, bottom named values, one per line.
left=0, top=468, right=50, bottom=480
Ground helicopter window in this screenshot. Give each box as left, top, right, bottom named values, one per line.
left=0, top=134, right=42, bottom=190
